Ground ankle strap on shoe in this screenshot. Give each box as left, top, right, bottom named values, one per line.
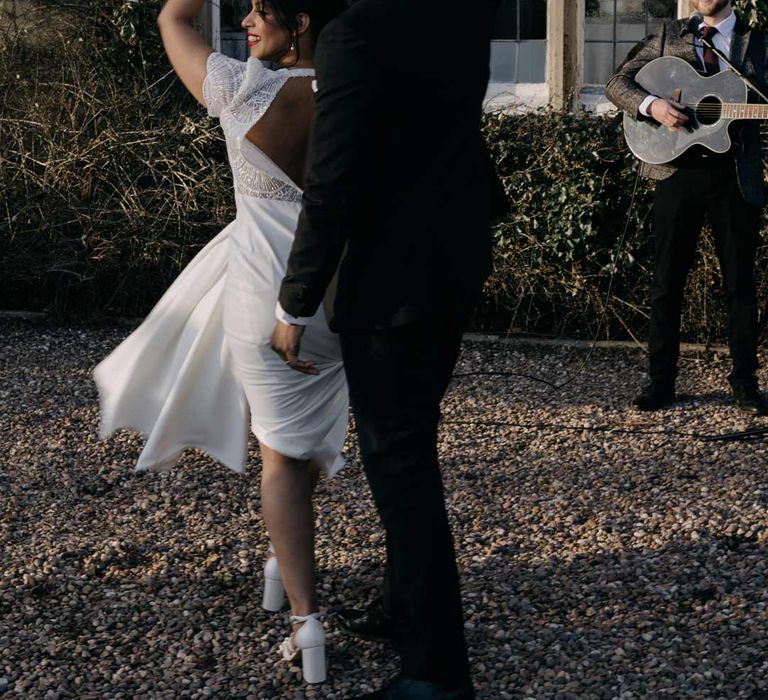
left=290, top=612, right=321, bottom=623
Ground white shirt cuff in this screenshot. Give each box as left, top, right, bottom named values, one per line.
left=275, top=302, right=309, bottom=327
left=639, top=95, right=658, bottom=118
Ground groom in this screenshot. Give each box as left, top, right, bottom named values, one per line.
left=271, top=0, right=500, bottom=697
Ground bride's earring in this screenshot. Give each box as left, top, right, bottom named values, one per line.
left=289, top=40, right=296, bottom=53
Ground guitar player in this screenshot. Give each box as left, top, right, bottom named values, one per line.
left=606, top=0, right=767, bottom=415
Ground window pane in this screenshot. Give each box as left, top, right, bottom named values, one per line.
left=519, top=0, right=547, bottom=40
left=490, top=42, right=518, bottom=81
left=584, top=0, right=676, bottom=85
left=494, top=0, right=518, bottom=40
left=494, top=0, right=547, bottom=41
left=222, top=0, right=249, bottom=32
left=490, top=0, right=546, bottom=83
left=516, top=40, right=547, bottom=82
left=221, top=0, right=248, bottom=59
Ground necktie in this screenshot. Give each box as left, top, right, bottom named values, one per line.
left=700, top=25, right=720, bottom=76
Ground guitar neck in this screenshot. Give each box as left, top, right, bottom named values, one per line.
left=721, top=103, right=768, bottom=119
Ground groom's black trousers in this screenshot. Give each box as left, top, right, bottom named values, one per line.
left=340, top=305, right=473, bottom=685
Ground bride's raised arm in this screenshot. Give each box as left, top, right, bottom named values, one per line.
left=157, top=0, right=215, bottom=107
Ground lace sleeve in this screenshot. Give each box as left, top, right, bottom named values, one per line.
left=202, top=52, right=247, bottom=118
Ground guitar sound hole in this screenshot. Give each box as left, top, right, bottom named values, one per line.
left=695, top=96, right=722, bottom=125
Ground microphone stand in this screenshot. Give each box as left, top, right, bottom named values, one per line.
left=695, top=30, right=768, bottom=103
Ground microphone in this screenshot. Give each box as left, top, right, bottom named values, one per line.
left=687, top=11, right=704, bottom=37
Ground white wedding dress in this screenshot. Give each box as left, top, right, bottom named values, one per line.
left=94, top=53, right=348, bottom=476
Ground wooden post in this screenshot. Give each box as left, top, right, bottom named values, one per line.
left=547, top=0, right=584, bottom=111
left=196, top=1, right=220, bottom=51
left=678, top=0, right=693, bottom=18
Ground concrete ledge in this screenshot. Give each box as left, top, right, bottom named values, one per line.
left=463, top=333, right=729, bottom=354
left=0, top=310, right=48, bottom=321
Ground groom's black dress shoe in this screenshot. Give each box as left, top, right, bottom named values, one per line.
left=353, top=676, right=475, bottom=699
left=731, top=381, right=768, bottom=416
left=633, top=381, right=675, bottom=411
left=331, top=597, right=400, bottom=644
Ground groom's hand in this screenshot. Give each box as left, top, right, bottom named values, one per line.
left=271, top=322, right=319, bottom=375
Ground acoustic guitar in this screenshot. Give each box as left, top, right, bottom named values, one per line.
left=622, top=55, right=766, bottom=164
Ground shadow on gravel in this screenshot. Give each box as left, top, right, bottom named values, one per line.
left=461, top=536, right=768, bottom=698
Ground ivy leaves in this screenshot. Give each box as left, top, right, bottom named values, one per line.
left=733, top=0, right=768, bottom=30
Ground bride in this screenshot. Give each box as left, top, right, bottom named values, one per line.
left=94, top=0, right=348, bottom=684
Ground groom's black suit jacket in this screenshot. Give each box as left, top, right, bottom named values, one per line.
left=278, top=0, right=500, bottom=332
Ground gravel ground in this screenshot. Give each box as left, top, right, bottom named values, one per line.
left=2, top=319, right=768, bottom=699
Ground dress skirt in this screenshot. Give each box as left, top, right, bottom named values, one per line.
left=94, top=193, right=348, bottom=476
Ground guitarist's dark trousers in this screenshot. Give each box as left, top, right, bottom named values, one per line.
left=650, top=158, right=761, bottom=385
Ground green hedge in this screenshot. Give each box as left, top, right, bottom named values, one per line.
left=735, top=0, right=768, bottom=28
left=477, top=111, right=768, bottom=341
left=1, top=1, right=767, bottom=344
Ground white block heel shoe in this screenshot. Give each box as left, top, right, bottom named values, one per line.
left=278, top=612, right=326, bottom=684
left=262, top=545, right=286, bottom=612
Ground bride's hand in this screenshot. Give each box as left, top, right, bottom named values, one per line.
left=271, top=323, right=319, bottom=375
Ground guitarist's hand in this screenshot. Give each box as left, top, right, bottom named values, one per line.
left=649, top=98, right=688, bottom=131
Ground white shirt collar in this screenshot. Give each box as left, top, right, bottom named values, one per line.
left=698, top=10, right=737, bottom=39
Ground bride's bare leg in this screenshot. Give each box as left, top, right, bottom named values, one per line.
left=260, top=443, right=322, bottom=618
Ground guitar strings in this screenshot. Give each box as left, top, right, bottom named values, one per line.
left=677, top=104, right=752, bottom=110
left=675, top=103, right=763, bottom=112
left=680, top=106, right=756, bottom=111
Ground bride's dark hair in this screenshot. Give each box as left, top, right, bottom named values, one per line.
left=261, top=0, right=348, bottom=64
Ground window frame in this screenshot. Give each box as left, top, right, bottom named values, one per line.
left=583, top=0, right=677, bottom=86
left=491, top=0, right=548, bottom=85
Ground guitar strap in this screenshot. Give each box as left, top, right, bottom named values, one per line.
left=747, top=29, right=766, bottom=99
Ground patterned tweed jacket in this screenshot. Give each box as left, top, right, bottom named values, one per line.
left=605, top=16, right=768, bottom=208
